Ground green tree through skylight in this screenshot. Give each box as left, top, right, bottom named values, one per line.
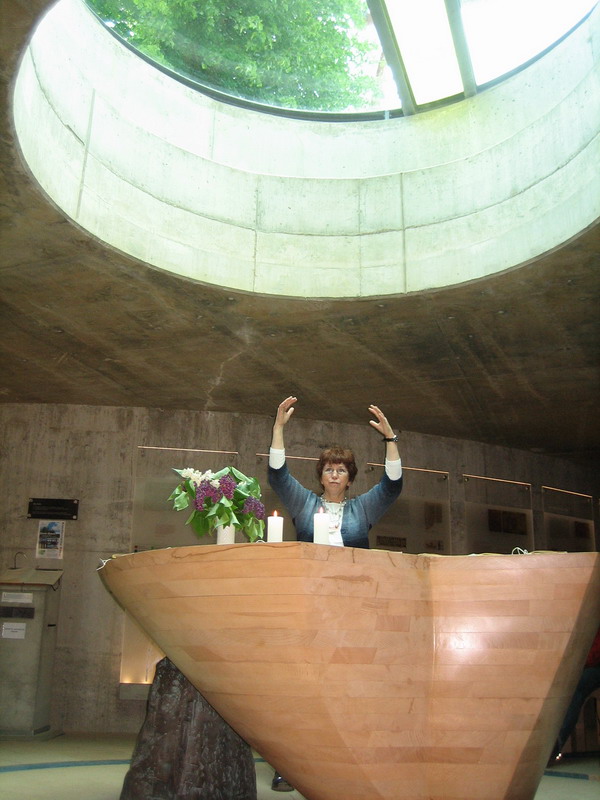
left=88, top=0, right=382, bottom=112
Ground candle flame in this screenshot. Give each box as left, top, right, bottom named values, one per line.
left=272, top=510, right=279, bottom=517
left=318, top=506, right=325, bottom=513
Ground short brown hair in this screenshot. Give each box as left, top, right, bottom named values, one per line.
left=316, top=445, right=358, bottom=483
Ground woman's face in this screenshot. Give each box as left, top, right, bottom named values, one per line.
left=319, top=462, right=351, bottom=495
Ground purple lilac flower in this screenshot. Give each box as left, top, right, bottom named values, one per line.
left=194, top=479, right=222, bottom=510
left=242, top=496, right=266, bottom=520
left=219, top=474, right=237, bottom=500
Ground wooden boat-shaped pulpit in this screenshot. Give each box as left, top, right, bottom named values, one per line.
left=99, top=543, right=600, bottom=800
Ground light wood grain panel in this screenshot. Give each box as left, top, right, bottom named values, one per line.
left=99, top=542, right=600, bottom=800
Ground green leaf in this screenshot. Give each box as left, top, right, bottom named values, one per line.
left=188, top=511, right=210, bottom=538
left=230, top=466, right=249, bottom=482
left=173, top=493, right=190, bottom=511
left=243, top=518, right=265, bottom=543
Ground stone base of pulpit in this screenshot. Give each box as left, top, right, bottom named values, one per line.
left=120, top=657, right=257, bottom=800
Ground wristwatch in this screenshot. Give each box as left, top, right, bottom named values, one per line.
left=382, top=434, right=399, bottom=442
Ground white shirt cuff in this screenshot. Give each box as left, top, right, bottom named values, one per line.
left=385, top=458, right=402, bottom=480
left=269, top=447, right=286, bottom=469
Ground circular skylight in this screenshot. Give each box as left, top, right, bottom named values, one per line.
left=14, top=0, right=600, bottom=299
left=87, top=0, right=596, bottom=116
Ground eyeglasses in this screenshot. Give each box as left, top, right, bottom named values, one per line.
left=323, top=467, right=348, bottom=475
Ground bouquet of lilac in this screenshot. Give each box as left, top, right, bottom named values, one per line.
left=168, top=466, right=266, bottom=542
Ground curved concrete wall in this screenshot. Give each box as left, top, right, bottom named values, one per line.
left=12, top=0, right=600, bottom=297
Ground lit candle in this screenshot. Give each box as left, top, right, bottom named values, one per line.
left=313, top=506, right=329, bottom=545
left=267, top=510, right=283, bottom=542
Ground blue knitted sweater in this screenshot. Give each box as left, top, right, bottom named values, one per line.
left=268, top=462, right=402, bottom=549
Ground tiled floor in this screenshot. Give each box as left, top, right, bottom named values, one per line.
left=0, top=733, right=598, bottom=799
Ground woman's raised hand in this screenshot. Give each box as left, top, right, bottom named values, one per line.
left=368, top=404, right=400, bottom=460
left=368, top=405, right=394, bottom=438
left=276, top=396, right=297, bottom=427
left=271, top=396, right=297, bottom=450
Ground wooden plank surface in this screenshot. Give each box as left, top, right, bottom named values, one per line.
left=99, top=543, right=600, bottom=800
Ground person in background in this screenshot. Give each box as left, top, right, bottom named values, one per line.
left=549, top=625, right=600, bottom=764
left=267, top=395, right=403, bottom=792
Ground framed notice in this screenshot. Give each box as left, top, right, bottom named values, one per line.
left=28, top=498, right=78, bottom=520
left=2, top=621, right=27, bottom=639
left=36, top=520, right=65, bottom=559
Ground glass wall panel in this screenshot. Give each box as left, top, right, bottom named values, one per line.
left=462, top=0, right=597, bottom=85
left=387, top=0, right=463, bottom=104
left=132, top=445, right=244, bottom=550
left=464, top=475, right=533, bottom=553
left=542, top=486, right=594, bottom=552
left=368, top=465, right=450, bottom=554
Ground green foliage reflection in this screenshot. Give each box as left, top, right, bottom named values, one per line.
left=87, top=0, right=382, bottom=112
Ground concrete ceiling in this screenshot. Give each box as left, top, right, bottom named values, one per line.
left=1, top=1, right=599, bottom=470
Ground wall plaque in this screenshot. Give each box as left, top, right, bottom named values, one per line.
left=28, top=498, right=78, bottom=520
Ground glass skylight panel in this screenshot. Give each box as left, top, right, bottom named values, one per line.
left=86, top=0, right=597, bottom=115
left=351, top=6, right=403, bottom=112
left=386, top=0, right=463, bottom=105
left=461, top=0, right=598, bottom=86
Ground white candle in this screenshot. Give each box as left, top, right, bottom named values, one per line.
left=267, top=510, right=283, bottom=542
left=313, top=507, right=329, bottom=545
